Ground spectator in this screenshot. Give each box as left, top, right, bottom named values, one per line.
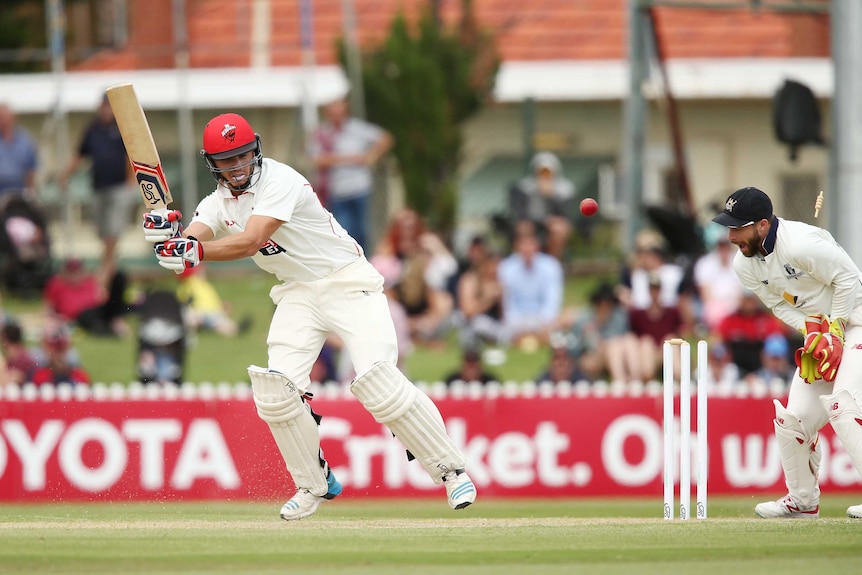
left=628, top=271, right=684, bottom=381
left=455, top=249, right=503, bottom=349
left=716, top=291, right=787, bottom=376
left=565, top=282, right=644, bottom=383
left=745, top=334, right=794, bottom=390
left=0, top=321, right=38, bottom=385
left=508, top=151, right=576, bottom=260
left=309, top=96, right=394, bottom=251
left=368, top=254, right=413, bottom=372
left=616, top=229, right=697, bottom=332
left=444, top=348, right=498, bottom=385
left=537, top=341, right=587, bottom=384
left=58, top=94, right=138, bottom=279
left=0, top=103, right=39, bottom=197
left=31, top=323, right=90, bottom=386
left=43, top=258, right=131, bottom=337
left=375, top=209, right=457, bottom=346
left=694, top=236, right=744, bottom=331
left=176, top=265, right=251, bottom=337
left=498, top=231, right=564, bottom=349
left=706, top=340, right=741, bottom=390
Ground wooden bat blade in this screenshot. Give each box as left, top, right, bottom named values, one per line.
left=105, top=83, right=173, bottom=210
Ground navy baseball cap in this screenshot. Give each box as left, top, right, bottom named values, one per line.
left=712, top=187, right=773, bottom=228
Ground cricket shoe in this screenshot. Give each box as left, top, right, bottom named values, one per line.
left=754, top=494, right=819, bottom=519
left=442, top=469, right=476, bottom=510
left=846, top=503, right=862, bottom=518
left=280, top=471, right=343, bottom=521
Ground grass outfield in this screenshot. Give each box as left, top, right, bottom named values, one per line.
left=2, top=497, right=862, bottom=574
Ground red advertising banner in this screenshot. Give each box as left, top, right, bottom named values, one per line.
left=0, top=394, right=859, bottom=501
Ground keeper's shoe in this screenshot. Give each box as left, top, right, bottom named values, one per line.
left=755, top=494, right=819, bottom=519
left=280, top=470, right=342, bottom=521
left=846, top=503, right=862, bottom=518
left=442, top=469, right=476, bottom=510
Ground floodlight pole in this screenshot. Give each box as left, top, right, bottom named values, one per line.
left=831, top=0, right=862, bottom=263
left=621, top=0, right=648, bottom=253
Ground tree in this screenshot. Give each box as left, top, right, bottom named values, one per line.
left=347, top=0, right=498, bottom=235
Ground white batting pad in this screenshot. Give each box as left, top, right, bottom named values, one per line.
left=249, top=365, right=328, bottom=496
left=821, top=389, right=862, bottom=475
left=350, top=361, right=466, bottom=483
left=773, top=399, right=821, bottom=508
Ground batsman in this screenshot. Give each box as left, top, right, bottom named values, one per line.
left=142, top=113, right=476, bottom=520
left=713, top=186, right=862, bottom=519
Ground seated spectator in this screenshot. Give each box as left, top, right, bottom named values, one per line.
left=176, top=265, right=251, bottom=337
left=498, top=230, right=564, bottom=349
left=628, top=272, right=684, bottom=381
left=455, top=250, right=504, bottom=348
left=745, top=334, right=794, bottom=390
left=0, top=321, right=38, bottom=385
left=508, top=151, right=576, bottom=260
left=537, top=340, right=587, bottom=384
left=716, top=291, right=787, bottom=376
left=309, top=342, right=339, bottom=385
left=616, top=229, right=697, bottom=333
left=368, top=254, right=413, bottom=372
left=694, top=236, right=744, bottom=332
left=31, top=323, right=90, bottom=386
left=42, top=258, right=130, bottom=337
left=444, top=348, right=498, bottom=385
left=706, top=340, right=741, bottom=390
left=375, top=209, right=456, bottom=345
left=566, top=283, right=644, bottom=383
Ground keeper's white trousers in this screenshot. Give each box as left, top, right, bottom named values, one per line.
left=266, top=258, right=397, bottom=392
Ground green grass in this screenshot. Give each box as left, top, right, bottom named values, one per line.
left=2, top=266, right=612, bottom=385
left=1, top=497, right=861, bottom=574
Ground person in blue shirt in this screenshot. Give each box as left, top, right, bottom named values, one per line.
left=0, top=104, right=39, bottom=197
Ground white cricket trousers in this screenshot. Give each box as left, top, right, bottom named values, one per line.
left=266, top=258, right=398, bottom=392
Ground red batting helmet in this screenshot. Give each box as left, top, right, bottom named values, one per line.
left=200, top=113, right=263, bottom=190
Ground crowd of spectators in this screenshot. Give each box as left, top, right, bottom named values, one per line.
left=355, top=152, right=800, bottom=392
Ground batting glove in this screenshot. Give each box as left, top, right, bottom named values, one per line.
left=815, top=317, right=846, bottom=382
left=143, top=209, right=183, bottom=242
left=154, top=236, right=203, bottom=271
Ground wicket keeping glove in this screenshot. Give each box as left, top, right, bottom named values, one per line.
left=814, top=317, right=846, bottom=382
left=154, top=236, right=203, bottom=271
left=143, top=209, right=183, bottom=242
left=797, top=351, right=823, bottom=384
left=794, top=315, right=825, bottom=382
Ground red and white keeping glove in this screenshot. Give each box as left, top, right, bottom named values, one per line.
left=813, top=317, right=846, bottom=382
left=142, top=209, right=183, bottom=243
left=154, top=236, right=203, bottom=272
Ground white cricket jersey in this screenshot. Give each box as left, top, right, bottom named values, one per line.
left=733, top=217, right=862, bottom=331
left=191, top=158, right=363, bottom=283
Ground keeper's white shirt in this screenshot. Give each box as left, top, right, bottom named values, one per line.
left=191, top=158, right=363, bottom=283
left=733, top=217, right=862, bottom=331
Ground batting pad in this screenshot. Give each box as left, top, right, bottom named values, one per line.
left=249, top=365, right=328, bottom=496
left=773, top=399, right=821, bottom=508
left=821, top=389, right=862, bottom=476
left=350, top=361, right=465, bottom=483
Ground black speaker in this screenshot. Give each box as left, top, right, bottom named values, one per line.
left=772, top=79, right=825, bottom=162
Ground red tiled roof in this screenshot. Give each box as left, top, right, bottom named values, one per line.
left=71, top=0, right=830, bottom=72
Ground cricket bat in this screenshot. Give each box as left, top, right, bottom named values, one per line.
left=105, top=83, right=173, bottom=211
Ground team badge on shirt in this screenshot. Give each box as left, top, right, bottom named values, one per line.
left=259, top=239, right=286, bottom=256
left=784, top=264, right=802, bottom=280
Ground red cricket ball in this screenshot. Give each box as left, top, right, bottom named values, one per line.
left=580, top=197, right=598, bottom=217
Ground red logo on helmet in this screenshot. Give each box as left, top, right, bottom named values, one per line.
left=830, top=402, right=839, bottom=411
left=220, top=123, right=237, bottom=143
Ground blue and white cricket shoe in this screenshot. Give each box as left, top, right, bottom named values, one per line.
left=443, top=469, right=476, bottom=510
left=280, top=470, right=342, bottom=521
